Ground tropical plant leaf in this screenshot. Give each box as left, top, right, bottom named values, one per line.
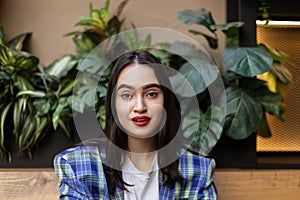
left=16, top=90, right=46, bottom=98
left=258, top=43, right=289, bottom=64
left=58, top=119, right=71, bottom=139
left=46, top=56, right=77, bottom=79
left=59, top=78, right=76, bottom=96
left=52, top=98, right=69, bottom=130
left=211, top=22, right=244, bottom=47
left=194, top=106, right=224, bottom=154
left=76, top=3, right=110, bottom=29
left=270, top=63, right=293, bottom=84
left=256, top=113, right=272, bottom=138
left=69, top=95, right=85, bottom=113
left=222, top=47, right=273, bottom=77
left=224, top=86, right=263, bottom=139
left=189, top=29, right=218, bottom=49
left=33, top=99, right=51, bottom=116
left=0, top=44, right=39, bottom=72
left=170, top=61, right=219, bottom=96
left=177, top=8, right=216, bottom=31
left=123, top=28, right=139, bottom=50
left=0, top=102, right=12, bottom=161
left=8, top=32, right=32, bottom=51
left=96, top=105, right=106, bottom=129
left=73, top=34, right=95, bottom=54
left=14, top=75, right=34, bottom=91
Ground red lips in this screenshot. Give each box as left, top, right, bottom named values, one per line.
left=131, top=116, right=151, bottom=126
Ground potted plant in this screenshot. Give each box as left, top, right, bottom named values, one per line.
left=176, top=8, right=292, bottom=166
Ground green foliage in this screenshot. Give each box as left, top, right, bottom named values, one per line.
left=177, top=8, right=292, bottom=140
left=0, top=24, right=78, bottom=161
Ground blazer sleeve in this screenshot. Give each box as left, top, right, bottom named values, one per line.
left=54, top=153, right=92, bottom=200
left=198, top=158, right=218, bottom=200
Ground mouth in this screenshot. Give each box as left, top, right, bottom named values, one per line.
left=131, top=116, right=151, bottom=126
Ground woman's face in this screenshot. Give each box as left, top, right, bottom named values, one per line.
left=115, top=63, right=165, bottom=139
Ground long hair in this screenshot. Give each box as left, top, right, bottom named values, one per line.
left=104, top=50, right=183, bottom=196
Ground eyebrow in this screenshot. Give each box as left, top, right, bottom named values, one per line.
left=117, top=83, right=161, bottom=91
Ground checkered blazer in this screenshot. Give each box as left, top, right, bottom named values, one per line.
left=54, top=145, right=217, bottom=199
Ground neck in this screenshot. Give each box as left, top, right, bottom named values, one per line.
left=126, top=136, right=157, bottom=172
left=127, top=135, right=156, bottom=153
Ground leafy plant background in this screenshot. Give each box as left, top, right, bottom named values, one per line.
left=0, top=0, right=292, bottom=162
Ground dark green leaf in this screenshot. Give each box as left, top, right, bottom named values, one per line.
left=177, top=8, right=216, bottom=31
left=256, top=113, right=272, bottom=138
left=224, top=86, right=263, bottom=139
left=222, top=47, right=273, bottom=77
left=33, top=99, right=51, bottom=116
left=195, top=106, right=224, bottom=154
left=211, top=22, right=244, bottom=47
left=170, top=61, right=219, bottom=96
left=14, top=75, right=34, bottom=91
left=189, top=30, right=218, bottom=49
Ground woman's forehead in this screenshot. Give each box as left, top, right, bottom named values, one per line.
left=117, top=64, right=160, bottom=88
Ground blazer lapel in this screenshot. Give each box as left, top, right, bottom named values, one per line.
left=158, top=170, right=175, bottom=199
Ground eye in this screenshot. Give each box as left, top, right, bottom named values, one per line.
left=120, top=93, right=132, bottom=100
left=146, top=91, right=158, bottom=98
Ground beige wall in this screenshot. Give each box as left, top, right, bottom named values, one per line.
left=0, top=0, right=226, bottom=65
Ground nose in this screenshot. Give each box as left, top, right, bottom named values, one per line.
left=133, top=95, right=147, bottom=113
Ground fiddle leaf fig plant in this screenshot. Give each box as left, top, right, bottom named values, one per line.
left=177, top=8, right=291, bottom=140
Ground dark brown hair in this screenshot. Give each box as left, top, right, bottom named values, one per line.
left=104, top=50, right=183, bottom=196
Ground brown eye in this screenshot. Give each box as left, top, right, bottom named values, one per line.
left=146, top=92, right=158, bottom=98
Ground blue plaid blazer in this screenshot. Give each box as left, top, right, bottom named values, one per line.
left=54, top=146, right=217, bottom=200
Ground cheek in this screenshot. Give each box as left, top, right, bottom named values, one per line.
left=150, top=103, right=165, bottom=118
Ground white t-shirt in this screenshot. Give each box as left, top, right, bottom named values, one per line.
left=122, top=155, right=159, bottom=200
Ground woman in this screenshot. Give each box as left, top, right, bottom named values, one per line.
left=54, top=50, right=217, bottom=199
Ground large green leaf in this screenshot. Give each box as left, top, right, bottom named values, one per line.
left=46, top=55, right=77, bottom=79
left=170, top=61, right=219, bottom=96
left=224, top=86, right=263, bottom=139
left=211, top=22, right=244, bottom=47
left=193, top=106, right=224, bottom=154
left=168, top=42, right=220, bottom=95
left=256, top=113, right=272, bottom=138
left=238, top=77, right=282, bottom=116
left=222, top=47, right=273, bottom=77
left=0, top=44, right=39, bottom=72
left=177, top=8, right=216, bottom=31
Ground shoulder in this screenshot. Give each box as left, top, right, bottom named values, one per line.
left=178, top=150, right=215, bottom=178
left=54, top=145, right=102, bottom=164
left=53, top=145, right=105, bottom=179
